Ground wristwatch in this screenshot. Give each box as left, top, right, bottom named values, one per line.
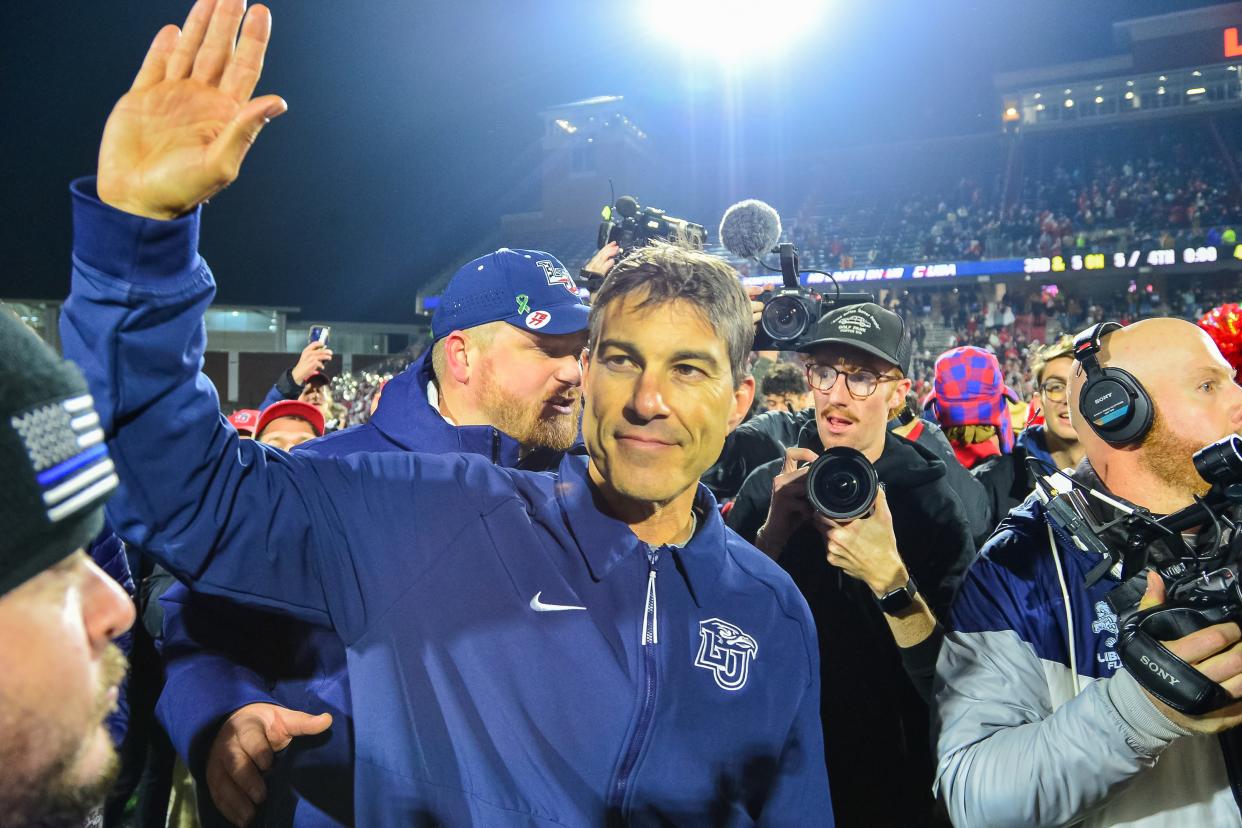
left=875, top=576, right=918, bottom=615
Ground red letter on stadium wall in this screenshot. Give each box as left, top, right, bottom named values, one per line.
left=1226, top=27, right=1242, bottom=58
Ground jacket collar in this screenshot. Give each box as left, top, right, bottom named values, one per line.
left=554, top=453, right=724, bottom=607
left=368, top=352, right=523, bottom=467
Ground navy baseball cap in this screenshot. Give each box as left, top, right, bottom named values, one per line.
left=431, top=248, right=589, bottom=341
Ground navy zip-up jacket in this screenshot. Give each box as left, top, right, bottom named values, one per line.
left=158, top=351, right=553, bottom=826
left=62, top=179, right=832, bottom=826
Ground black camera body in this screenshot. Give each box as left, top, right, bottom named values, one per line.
left=597, top=196, right=706, bottom=252
left=805, top=446, right=879, bottom=522
left=1049, top=435, right=1242, bottom=714
left=753, top=243, right=872, bottom=351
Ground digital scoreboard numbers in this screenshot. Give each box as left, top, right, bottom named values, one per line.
left=1025, top=246, right=1221, bottom=274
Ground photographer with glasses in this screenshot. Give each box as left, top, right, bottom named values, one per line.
left=727, top=303, right=975, bottom=827
left=974, top=336, right=1085, bottom=525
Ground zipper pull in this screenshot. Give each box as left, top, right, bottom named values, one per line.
left=642, top=565, right=659, bottom=645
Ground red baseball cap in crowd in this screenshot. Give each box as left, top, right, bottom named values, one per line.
left=228, top=409, right=261, bottom=436
left=255, top=400, right=325, bottom=440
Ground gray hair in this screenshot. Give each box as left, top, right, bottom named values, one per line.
left=587, top=242, right=753, bottom=386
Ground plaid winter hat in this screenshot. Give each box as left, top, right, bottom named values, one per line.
left=0, top=308, right=118, bottom=597
left=930, top=346, right=1018, bottom=452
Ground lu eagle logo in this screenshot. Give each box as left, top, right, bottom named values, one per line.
left=695, top=618, right=758, bottom=691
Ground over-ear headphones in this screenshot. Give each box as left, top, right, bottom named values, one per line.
left=1072, top=322, right=1153, bottom=447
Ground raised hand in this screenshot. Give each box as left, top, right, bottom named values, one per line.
left=291, top=340, right=334, bottom=385
left=97, top=0, right=287, bottom=220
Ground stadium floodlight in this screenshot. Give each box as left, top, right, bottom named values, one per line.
left=639, top=0, right=827, bottom=62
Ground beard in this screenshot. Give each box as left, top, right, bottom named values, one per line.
left=1139, top=409, right=1215, bottom=499
left=0, top=646, right=127, bottom=828
left=477, top=373, right=581, bottom=452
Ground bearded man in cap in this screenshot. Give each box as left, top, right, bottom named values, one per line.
left=156, top=243, right=600, bottom=827
left=727, top=302, right=976, bottom=827
left=0, top=310, right=135, bottom=827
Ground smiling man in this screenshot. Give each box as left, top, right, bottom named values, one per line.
left=0, top=311, right=135, bottom=828
left=60, top=2, right=831, bottom=823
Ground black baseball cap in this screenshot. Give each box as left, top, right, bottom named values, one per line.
left=797, top=302, right=912, bottom=375
left=0, top=309, right=119, bottom=597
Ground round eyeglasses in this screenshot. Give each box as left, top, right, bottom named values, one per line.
left=805, top=363, right=899, bottom=399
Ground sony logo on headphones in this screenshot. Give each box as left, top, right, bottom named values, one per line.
left=1093, top=392, right=1115, bottom=405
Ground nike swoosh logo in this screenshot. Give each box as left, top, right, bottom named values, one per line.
left=530, top=591, right=586, bottom=612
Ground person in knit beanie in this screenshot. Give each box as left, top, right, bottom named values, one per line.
left=0, top=307, right=135, bottom=827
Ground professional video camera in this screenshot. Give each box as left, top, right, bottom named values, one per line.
left=1034, top=434, right=1242, bottom=714
left=597, top=196, right=706, bottom=252
left=718, top=199, right=871, bottom=350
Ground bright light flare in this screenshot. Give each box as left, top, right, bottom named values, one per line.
left=640, top=0, right=828, bottom=63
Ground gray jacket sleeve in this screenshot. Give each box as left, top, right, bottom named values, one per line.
left=932, top=628, right=1191, bottom=827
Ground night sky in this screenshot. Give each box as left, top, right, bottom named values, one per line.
left=0, top=0, right=1219, bottom=323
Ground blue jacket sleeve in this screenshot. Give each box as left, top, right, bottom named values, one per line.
left=156, top=581, right=280, bottom=777
left=60, top=178, right=471, bottom=643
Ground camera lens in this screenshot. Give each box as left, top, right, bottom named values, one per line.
left=1193, top=435, right=1242, bottom=486
left=762, top=295, right=810, bottom=343
left=805, top=447, right=879, bottom=521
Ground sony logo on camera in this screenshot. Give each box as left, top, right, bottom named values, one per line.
left=1139, top=654, right=1182, bottom=686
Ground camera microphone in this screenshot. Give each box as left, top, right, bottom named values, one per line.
left=719, top=199, right=783, bottom=260
left=614, top=195, right=640, bottom=219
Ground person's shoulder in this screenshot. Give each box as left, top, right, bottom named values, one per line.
left=954, top=501, right=1049, bottom=608
left=323, top=448, right=533, bottom=514
left=719, top=527, right=813, bottom=623
left=293, top=421, right=392, bottom=457
left=717, top=528, right=819, bottom=665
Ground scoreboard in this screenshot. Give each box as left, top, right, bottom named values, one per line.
left=738, top=244, right=1242, bottom=290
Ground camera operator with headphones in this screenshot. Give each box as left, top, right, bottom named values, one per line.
left=934, top=317, right=1242, bottom=828
left=727, top=302, right=976, bottom=827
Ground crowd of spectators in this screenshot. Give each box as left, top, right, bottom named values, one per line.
left=881, top=280, right=1242, bottom=401
left=787, top=120, right=1242, bottom=270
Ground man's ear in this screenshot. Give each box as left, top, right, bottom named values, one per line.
left=727, top=376, right=756, bottom=433
left=443, top=331, right=473, bottom=385
left=579, top=347, right=591, bottom=386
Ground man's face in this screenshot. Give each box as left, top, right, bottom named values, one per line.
left=805, top=345, right=910, bottom=460
left=1037, top=356, right=1078, bottom=444
left=1137, top=346, right=1242, bottom=497
left=1071, top=320, right=1242, bottom=499
left=475, top=326, right=587, bottom=452
left=763, top=392, right=812, bottom=413
left=0, top=551, right=133, bottom=827
left=257, top=416, right=319, bottom=451
left=582, top=294, right=753, bottom=506
left=299, top=382, right=333, bottom=422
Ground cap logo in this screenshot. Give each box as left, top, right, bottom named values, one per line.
left=11, top=394, right=118, bottom=524
left=525, top=310, right=552, bottom=330
left=834, top=311, right=879, bottom=336
left=516, top=293, right=531, bottom=314
left=536, top=260, right=577, bottom=294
